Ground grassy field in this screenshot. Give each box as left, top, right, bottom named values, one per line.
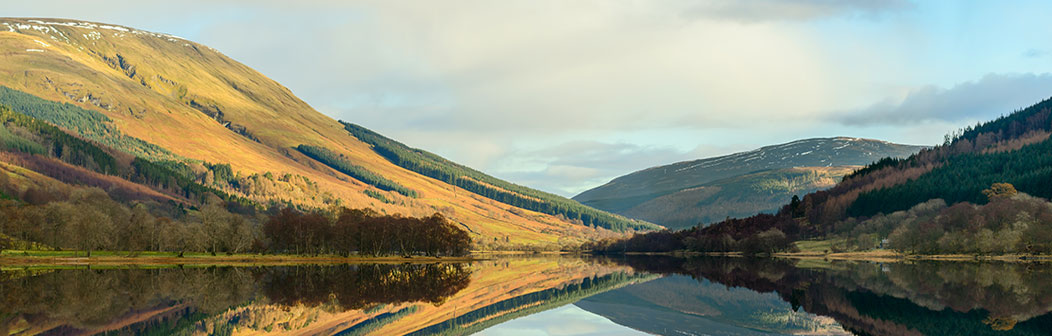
left=793, top=238, right=848, bottom=254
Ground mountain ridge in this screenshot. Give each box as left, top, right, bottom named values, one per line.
left=574, top=137, right=925, bottom=229
left=0, top=17, right=650, bottom=246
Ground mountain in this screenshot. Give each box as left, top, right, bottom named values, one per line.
left=573, top=137, right=925, bottom=230
left=576, top=275, right=848, bottom=336
left=590, top=96, right=1052, bottom=256
left=0, top=17, right=654, bottom=246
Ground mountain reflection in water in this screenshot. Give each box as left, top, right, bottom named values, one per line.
left=0, top=256, right=645, bottom=335
left=4, top=256, right=1052, bottom=335
left=594, top=256, right=1052, bottom=336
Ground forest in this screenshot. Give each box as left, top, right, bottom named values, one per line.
left=0, top=102, right=246, bottom=205
left=0, top=103, right=119, bottom=175
left=0, top=85, right=180, bottom=161
left=0, top=88, right=348, bottom=211
left=0, top=182, right=470, bottom=257
left=342, top=121, right=656, bottom=232
left=588, top=97, right=1052, bottom=256
left=296, top=144, right=417, bottom=198
left=837, top=184, right=1052, bottom=255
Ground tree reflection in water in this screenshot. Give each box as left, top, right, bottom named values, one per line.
left=607, top=256, right=1052, bottom=336
left=0, top=263, right=470, bottom=335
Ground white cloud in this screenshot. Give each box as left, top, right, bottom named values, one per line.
left=681, top=0, right=914, bottom=23
left=4, top=1, right=1051, bottom=196
left=838, top=73, right=1052, bottom=126
left=488, top=140, right=751, bottom=197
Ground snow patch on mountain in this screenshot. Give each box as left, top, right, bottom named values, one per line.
left=3, top=19, right=187, bottom=45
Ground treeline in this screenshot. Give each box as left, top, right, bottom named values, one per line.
left=0, top=105, right=119, bottom=174
left=0, top=103, right=247, bottom=206
left=0, top=85, right=179, bottom=161
left=584, top=217, right=796, bottom=255
left=131, top=157, right=237, bottom=202
left=836, top=101, right=1052, bottom=223
left=0, top=187, right=257, bottom=256
left=264, top=208, right=471, bottom=257
left=296, top=144, right=417, bottom=197
left=341, top=121, right=657, bottom=232
left=0, top=184, right=470, bottom=257
left=836, top=186, right=1052, bottom=255
left=1, top=98, right=340, bottom=211
left=849, top=135, right=1052, bottom=217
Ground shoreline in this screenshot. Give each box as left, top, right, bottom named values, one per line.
left=604, top=250, right=1052, bottom=263
left=0, top=252, right=484, bottom=267
left=7, top=249, right=1052, bottom=267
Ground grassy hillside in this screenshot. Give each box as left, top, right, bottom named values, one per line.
left=573, top=137, right=922, bottom=229
left=0, top=17, right=636, bottom=245
left=342, top=122, right=657, bottom=232
left=575, top=137, right=923, bottom=212
left=622, top=166, right=859, bottom=230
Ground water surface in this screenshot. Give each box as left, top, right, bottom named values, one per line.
left=3, top=256, right=1052, bottom=335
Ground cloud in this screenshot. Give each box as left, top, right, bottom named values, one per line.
left=5, top=1, right=1052, bottom=198
left=682, top=0, right=914, bottom=23
left=838, top=73, right=1052, bottom=126
left=143, top=0, right=848, bottom=137
left=490, top=141, right=735, bottom=197
left=1023, top=48, right=1048, bottom=58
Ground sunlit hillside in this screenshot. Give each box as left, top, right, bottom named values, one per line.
left=0, top=18, right=651, bottom=245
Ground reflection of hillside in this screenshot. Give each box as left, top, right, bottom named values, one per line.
left=611, top=257, right=1052, bottom=336
left=0, top=264, right=470, bottom=335
left=408, top=272, right=654, bottom=335
left=288, top=256, right=649, bottom=335
left=0, top=256, right=649, bottom=335
left=0, top=267, right=257, bottom=335
left=576, top=275, right=848, bottom=336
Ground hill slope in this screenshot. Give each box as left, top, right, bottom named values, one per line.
left=574, top=137, right=924, bottom=229
left=622, top=166, right=860, bottom=230
left=590, top=96, right=1052, bottom=255
left=0, top=17, right=652, bottom=246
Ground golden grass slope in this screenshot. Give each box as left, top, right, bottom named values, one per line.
left=0, top=18, right=615, bottom=245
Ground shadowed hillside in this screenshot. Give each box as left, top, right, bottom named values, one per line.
left=574, top=137, right=924, bottom=229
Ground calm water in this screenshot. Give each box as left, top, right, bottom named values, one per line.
left=3, top=256, right=1052, bottom=335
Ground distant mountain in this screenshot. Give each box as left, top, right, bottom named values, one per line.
left=575, top=275, right=848, bottom=336
left=589, top=96, right=1052, bottom=257
left=573, top=137, right=925, bottom=230
left=0, top=17, right=651, bottom=246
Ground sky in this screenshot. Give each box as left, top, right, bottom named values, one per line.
left=476, top=304, right=646, bottom=336
left=3, top=1, right=1052, bottom=196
